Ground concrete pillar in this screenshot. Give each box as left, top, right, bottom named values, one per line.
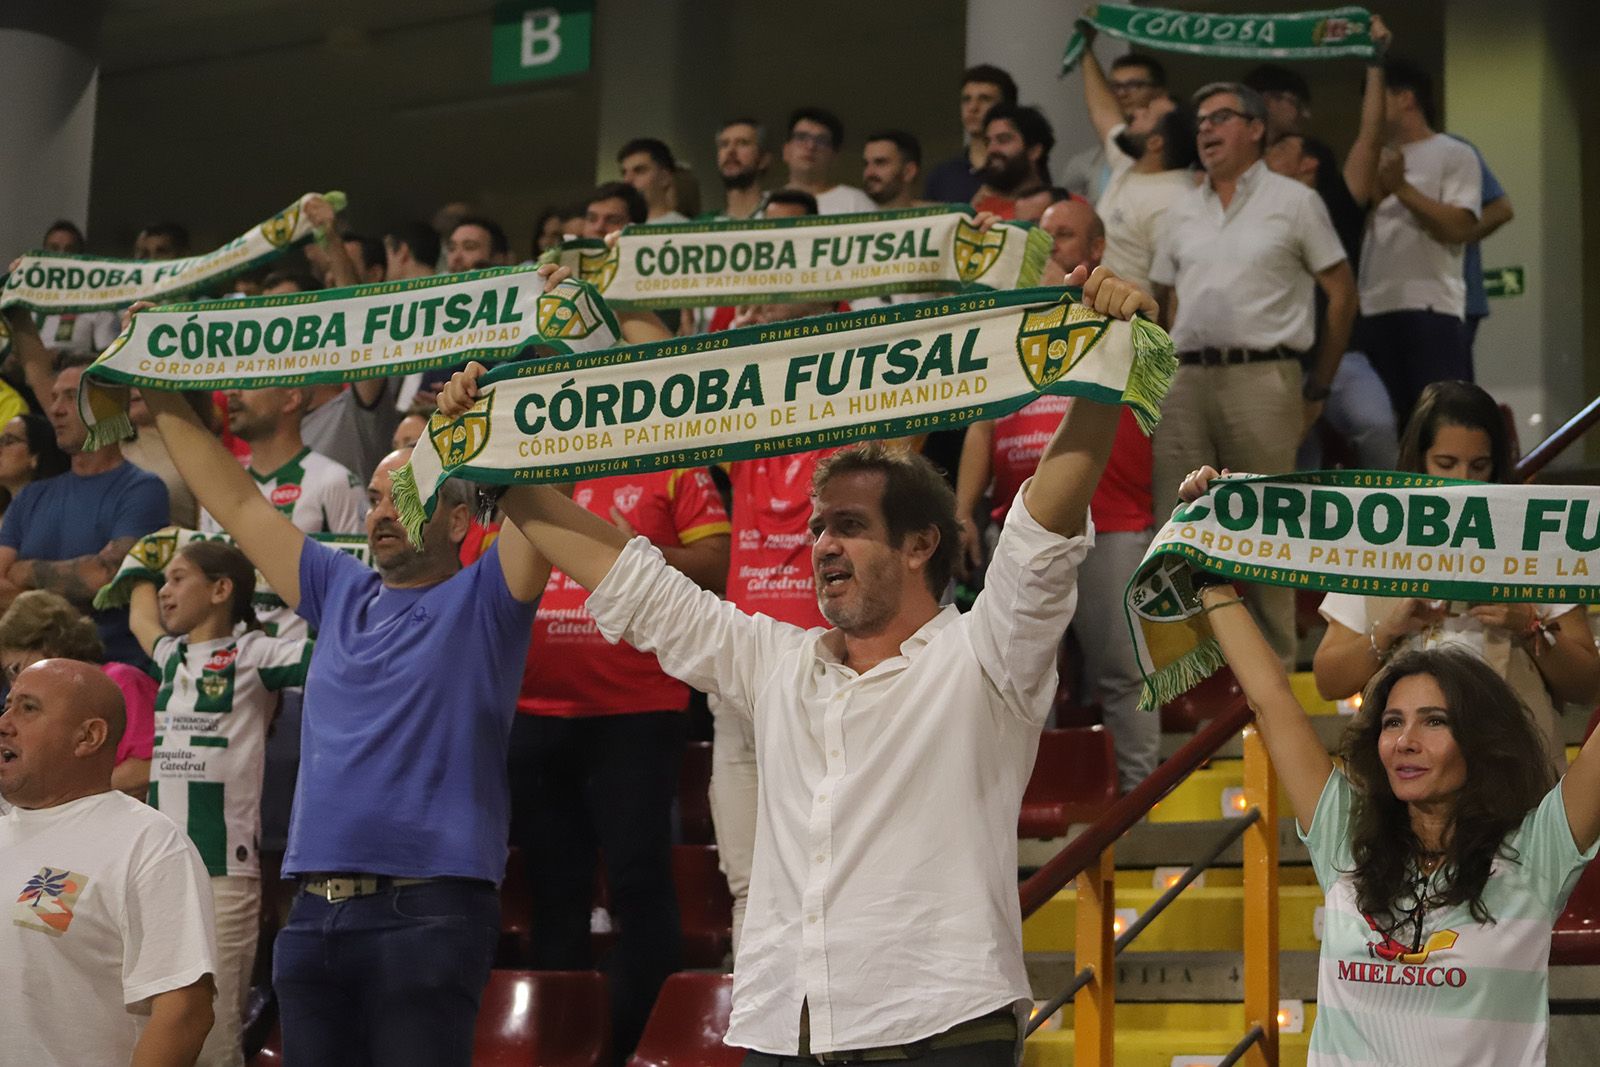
left=1444, top=0, right=1585, bottom=464
left=0, top=3, right=102, bottom=259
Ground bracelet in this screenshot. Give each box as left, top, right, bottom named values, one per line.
left=1202, top=596, right=1244, bottom=614
left=1367, top=622, right=1392, bottom=662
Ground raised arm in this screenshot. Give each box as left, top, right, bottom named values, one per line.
left=128, top=580, right=165, bottom=659
left=1079, top=38, right=1126, bottom=145
left=1021, top=266, right=1157, bottom=536
left=1342, top=15, right=1389, bottom=207
left=1564, top=704, right=1600, bottom=852
left=2, top=304, right=56, bottom=414
left=492, top=510, right=555, bottom=604
left=1182, top=467, right=1333, bottom=828
left=303, top=195, right=359, bottom=289
left=142, top=388, right=305, bottom=608
left=953, top=420, right=995, bottom=577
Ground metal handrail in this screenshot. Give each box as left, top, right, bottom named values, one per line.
left=1514, top=394, right=1600, bottom=482
left=1018, top=701, right=1253, bottom=917
left=1217, top=1024, right=1266, bottom=1067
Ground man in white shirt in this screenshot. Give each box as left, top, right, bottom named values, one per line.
left=1356, top=59, right=1482, bottom=421
left=781, top=107, right=877, bottom=215
left=0, top=658, right=217, bottom=1067
left=1078, top=45, right=1198, bottom=292
left=1149, top=82, right=1357, bottom=663
left=1062, top=49, right=1170, bottom=204
left=618, top=137, right=690, bottom=224
left=445, top=264, right=1157, bottom=1064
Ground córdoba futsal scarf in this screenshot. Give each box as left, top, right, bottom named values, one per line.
left=2, top=192, right=348, bottom=314
left=77, top=273, right=619, bottom=449
left=1127, top=472, right=1600, bottom=709
left=1062, top=4, right=1376, bottom=72
left=540, top=206, right=1053, bottom=309
left=393, top=287, right=1175, bottom=543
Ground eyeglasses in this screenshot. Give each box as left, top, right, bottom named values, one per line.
left=1110, top=78, right=1155, bottom=93
left=788, top=131, right=835, bottom=149
left=1196, top=107, right=1248, bottom=129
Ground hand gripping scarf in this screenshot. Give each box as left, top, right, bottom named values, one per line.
left=1127, top=471, right=1600, bottom=708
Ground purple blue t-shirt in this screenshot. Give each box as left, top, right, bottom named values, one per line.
left=284, top=538, right=536, bottom=883
left=0, top=463, right=169, bottom=664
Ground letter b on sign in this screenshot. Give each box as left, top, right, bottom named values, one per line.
left=492, top=0, right=591, bottom=84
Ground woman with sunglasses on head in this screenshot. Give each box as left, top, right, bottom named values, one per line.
left=0, top=412, right=69, bottom=518
left=1180, top=463, right=1600, bottom=1066
left=1313, top=380, right=1600, bottom=779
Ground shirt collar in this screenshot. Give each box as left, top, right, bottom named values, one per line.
left=814, top=605, right=960, bottom=671
left=1204, top=158, right=1266, bottom=202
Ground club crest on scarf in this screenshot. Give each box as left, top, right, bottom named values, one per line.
left=952, top=220, right=1006, bottom=283
left=130, top=529, right=180, bottom=573
left=259, top=202, right=303, bottom=249
left=577, top=246, right=619, bottom=292
left=1014, top=302, right=1108, bottom=390
left=427, top=393, right=494, bottom=469
left=536, top=283, right=606, bottom=340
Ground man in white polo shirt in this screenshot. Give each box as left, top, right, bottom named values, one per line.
left=1150, top=82, right=1357, bottom=663
left=0, top=658, right=217, bottom=1066
left=1356, top=58, right=1482, bottom=421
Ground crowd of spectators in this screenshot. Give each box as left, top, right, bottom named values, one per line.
left=2, top=14, right=1581, bottom=1067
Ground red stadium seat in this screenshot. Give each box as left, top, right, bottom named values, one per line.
left=679, top=742, right=715, bottom=845
left=1160, top=666, right=1247, bottom=734
left=1018, top=727, right=1119, bottom=839
left=674, top=845, right=734, bottom=967
left=474, top=969, right=609, bottom=1067
left=499, top=846, right=534, bottom=966
left=626, top=972, right=744, bottom=1067
left=1552, top=864, right=1600, bottom=965
left=246, top=1021, right=282, bottom=1065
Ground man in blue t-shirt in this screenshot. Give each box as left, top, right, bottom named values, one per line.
left=0, top=313, right=168, bottom=665
left=141, top=383, right=550, bottom=1067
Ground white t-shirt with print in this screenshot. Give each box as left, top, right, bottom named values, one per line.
left=813, top=184, right=879, bottom=216
left=151, top=629, right=314, bottom=877
left=1358, top=132, right=1482, bottom=318
left=1302, top=772, right=1595, bottom=1066
left=0, top=790, right=217, bottom=1067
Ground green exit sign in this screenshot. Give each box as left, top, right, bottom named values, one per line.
left=1483, top=265, right=1525, bottom=299
left=492, top=1, right=592, bottom=85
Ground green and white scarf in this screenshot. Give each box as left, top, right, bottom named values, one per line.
left=1127, top=472, right=1600, bottom=709
left=539, top=206, right=1052, bottom=310
left=1062, top=3, right=1375, bottom=72
left=393, top=287, right=1175, bottom=542
left=93, top=526, right=372, bottom=614
left=1, top=192, right=347, bottom=314
left=77, top=272, right=619, bottom=449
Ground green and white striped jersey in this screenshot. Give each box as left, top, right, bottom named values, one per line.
left=1302, top=771, right=1597, bottom=1066
left=149, top=630, right=313, bottom=877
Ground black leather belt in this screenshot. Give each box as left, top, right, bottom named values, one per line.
left=1177, top=345, right=1300, bottom=366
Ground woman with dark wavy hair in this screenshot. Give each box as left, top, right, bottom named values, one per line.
left=1178, top=466, right=1600, bottom=1066
left=1314, top=380, right=1600, bottom=779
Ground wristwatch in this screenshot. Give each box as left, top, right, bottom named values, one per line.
left=1303, top=380, right=1332, bottom=402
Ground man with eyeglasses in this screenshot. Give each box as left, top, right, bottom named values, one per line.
left=780, top=107, right=875, bottom=216
left=1062, top=46, right=1169, bottom=204
left=1148, top=82, right=1357, bottom=667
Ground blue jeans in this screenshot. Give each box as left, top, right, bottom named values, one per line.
left=273, top=880, right=499, bottom=1066
left=1297, top=352, right=1400, bottom=471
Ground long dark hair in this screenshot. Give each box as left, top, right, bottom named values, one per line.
left=1340, top=648, right=1552, bottom=923
left=1396, top=380, right=1513, bottom=483
left=177, top=541, right=261, bottom=633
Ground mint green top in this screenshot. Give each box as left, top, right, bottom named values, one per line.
left=1301, top=772, right=1595, bottom=1065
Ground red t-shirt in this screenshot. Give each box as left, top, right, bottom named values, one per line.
left=724, top=450, right=842, bottom=629
left=520, top=469, right=730, bottom=716
left=990, top=400, right=1153, bottom=532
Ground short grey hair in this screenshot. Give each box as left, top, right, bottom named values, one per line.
left=436, top=477, right=474, bottom=512
left=1192, top=81, right=1268, bottom=125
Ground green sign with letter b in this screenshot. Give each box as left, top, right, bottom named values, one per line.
left=492, top=0, right=592, bottom=85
